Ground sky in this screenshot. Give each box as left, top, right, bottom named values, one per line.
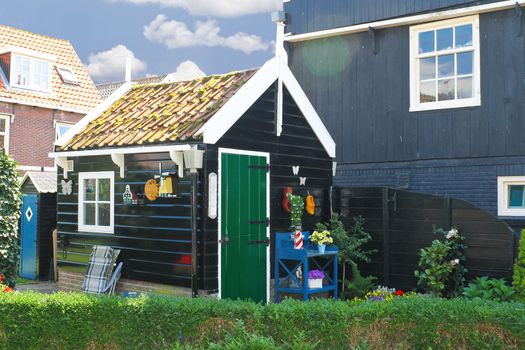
left=0, top=0, right=282, bottom=83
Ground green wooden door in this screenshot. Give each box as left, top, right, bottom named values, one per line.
left=221, top=152, right=268, bottom=302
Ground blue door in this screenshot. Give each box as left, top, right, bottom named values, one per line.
left=20, top=194, right=38, bottom=280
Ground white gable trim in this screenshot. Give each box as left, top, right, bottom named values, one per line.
left=54, top=82, right=133, bottom=148
left=197, top=58, right=336, bottom=158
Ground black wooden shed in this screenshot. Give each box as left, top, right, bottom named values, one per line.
left=51, top=56, right=336, bottom=302
left=19, top=171, right=57, bottom=280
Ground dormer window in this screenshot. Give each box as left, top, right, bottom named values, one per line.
left=57, top=67, right=79, bottom=85
left=11, top=54, right=51, bottom=92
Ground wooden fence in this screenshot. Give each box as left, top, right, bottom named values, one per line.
left=334, top=187, right=519, bottom=290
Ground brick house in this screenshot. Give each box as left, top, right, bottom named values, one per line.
left=0, top=25, right=100, bottom=170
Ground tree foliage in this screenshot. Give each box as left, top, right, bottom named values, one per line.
left=513, top=230, right=525, bottom=300
left=0, top=150, right=21, bottom=286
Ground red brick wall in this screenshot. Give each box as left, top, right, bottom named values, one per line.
left=0, top=101, right=84, bottom=168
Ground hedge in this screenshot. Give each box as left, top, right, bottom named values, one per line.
left=0, top=293, right=524, bottom=350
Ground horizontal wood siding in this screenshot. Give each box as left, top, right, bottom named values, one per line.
left=288, top=9, right=525, bottom=165
left=202, top=83, right=334, bottom=291
left=336, top=187, right=516, bottom=290
left=57, top=153, right=202, bottom=288
left=284, top=0, right=499, bottom=34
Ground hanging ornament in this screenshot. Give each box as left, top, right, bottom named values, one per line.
left=144, top=179, right=160, bottom=201
left=299, top=177, right=307, bottom=186
left=292, top=166, right=300, bottom=175
left=61, top=179, right=73, bottom=196
left=306, top=193, right=315, bottom=216
left=159, top=175, right=174, bottom=197
left=123, top=185, right=133, bottom=205
left=282, top=187, right=293, bottom=213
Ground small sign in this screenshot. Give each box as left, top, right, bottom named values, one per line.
left=208, top=172, right=218, bottom=219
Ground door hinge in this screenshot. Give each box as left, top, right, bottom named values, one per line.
left=248, top=238, right=270, bottom=246
left=249, top=218, right=270, bottom=226
left=248, top=164, right=270, bottom=172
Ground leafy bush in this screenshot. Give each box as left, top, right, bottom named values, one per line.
left=463, top=277, right=515, bottom=302
left=415, top=228, right=467, bottom=297
left=0, top=150, right=21, bottom=287
left=0, top=292, right=524, bottom=349
left=513, top=230, right=525, bottom=300
left=345, top=262, right=376, bottom=299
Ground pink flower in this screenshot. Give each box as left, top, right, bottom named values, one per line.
left=446, top=229, right=458, bottom=239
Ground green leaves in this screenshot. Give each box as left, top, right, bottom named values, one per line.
left=0, top=150, right=21, bottom=287
left=513, top=230, right=525, bottom=300
left=463, top=277, right=516, bottom=302
left=287, top=193, right=304, bottom=229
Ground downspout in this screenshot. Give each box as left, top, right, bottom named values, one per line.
left=191, top=171, right=198, bottom=298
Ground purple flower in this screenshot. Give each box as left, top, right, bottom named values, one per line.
left=308, top=269, right=325, bottom=280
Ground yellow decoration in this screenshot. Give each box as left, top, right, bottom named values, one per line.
left=306, top=195, right=315, bottom=215
left=159, top=176, right=174, bottom=196
left=144, top=179, right=160, bottom=201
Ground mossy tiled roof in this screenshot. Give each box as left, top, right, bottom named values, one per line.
left=62, top=69, right=257, bottom=150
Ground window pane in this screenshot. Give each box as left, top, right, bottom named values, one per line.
left=84, top=203, right=96, bottom=225
left=509, top=185, right=525, bottom=208
left=420, top=57, right=436, bottom=80
left=457, top=51, right=473, bottom=76
left=456, top=24, right=473, bottom=48
left=420, top=81, right=436, bottom=103
left=437, top=27, right=453, bottom=51
left=438, top=79, right=455, bottom=101
left=457, top=77, right=473, bottom=99
left=438, top=55, right=455, bottom=78
left=84, top=179, right=96, bottom=201
left=419, top=31, right=434, bottom=53
left=57, top=125, right=71, bottom=139
left=98, top=204, right=111, bottom=226
left=98, top=178, right=111, bottom=201
left=0, top=118, right=5, bottom=132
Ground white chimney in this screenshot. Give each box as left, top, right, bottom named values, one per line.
left=125, top=57, right=132, bottom=83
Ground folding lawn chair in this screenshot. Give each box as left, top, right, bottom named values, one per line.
left=82, top=245, right=123, bottom=295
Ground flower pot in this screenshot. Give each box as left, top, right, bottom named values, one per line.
left=317, top=244, right=326, bottom=254
left=308, top=278, right=323, bottom=289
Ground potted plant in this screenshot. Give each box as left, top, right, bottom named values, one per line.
left=308, top=269, right=325, bottom=289
left=310, top=230, right=333, bottom=254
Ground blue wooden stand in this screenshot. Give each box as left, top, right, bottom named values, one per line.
left=274, top=231, right=338, bottom=302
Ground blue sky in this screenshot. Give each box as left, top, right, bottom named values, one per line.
left=0, top=0, right=281, bottom=83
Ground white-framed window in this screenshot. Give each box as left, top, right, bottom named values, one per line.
left=410, top=15, right=480, bottom=112
left=56, top=67, right=79, bottom=85
left=0, top=114, right=10, bottom=152
left=78, top=172, right=114, bottom=233
left=498, top=176, right=525, bottom=216
left=55, top=121, right=74, bottom=141
left=11, top=54, right=51, bottom=92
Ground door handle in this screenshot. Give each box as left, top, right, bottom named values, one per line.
left=220, top=236, right=230, bottom=245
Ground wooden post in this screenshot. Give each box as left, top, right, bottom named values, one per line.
left=382, top=188, right=390, bottom=285
left=52, top=229, right=58, bottom=281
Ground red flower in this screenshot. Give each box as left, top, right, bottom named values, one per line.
left=395, top=290, right=405, bottom=296
left=2, top=287, right=12, bottom=293
left=0, top=275, right=3, bottom=283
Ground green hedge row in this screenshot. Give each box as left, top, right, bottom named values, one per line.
left=0, top=293, right=524, bottom=349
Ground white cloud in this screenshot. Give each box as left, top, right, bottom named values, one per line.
left=85, top=45, right=147, bottom=81
left=164, top=60, right=205, bottom=82
left=110, top=0, right=281, bottom=18
left=143, top=15, right=269, bottom=54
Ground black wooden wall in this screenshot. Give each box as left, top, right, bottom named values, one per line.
left=202, top=82, right=334, bottom=292
left=288, top=9, right=525, bottom=165
left=57, top=153, right=201, bottom=288
left=336, top=187, right=516, bottom=290
left=284, top=0, right=499, bottom=34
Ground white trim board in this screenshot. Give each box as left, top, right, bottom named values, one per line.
left=284, top=0, right=525, bottom=43
left=497, top=176, right=525, bottom=217
left=196, top=57, right=336, bottom=158
left=49, top=144, right=191, bottom=158
left=217, top=148, right=271, bottom=303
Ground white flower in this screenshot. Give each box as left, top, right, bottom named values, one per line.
left=451, top=259, right=460, bottom=266
left=446, top=228, right=458, bottom=239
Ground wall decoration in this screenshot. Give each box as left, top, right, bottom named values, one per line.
left=306, top=193, right=315, bottom=215
left=159, top=175, right=177, bottom=198
left=61, top=179, right=73, bottom=196
left=144, top=179, right=160, bottom=201
left=282, top=187, right=293, bottom=213
left=208, top=172, right=218, bottom=219
left=299, top=177, right=307, bottom=186
left=123, top=185, right=133, bottom=205
left=292, top=166, right=300, bottom=175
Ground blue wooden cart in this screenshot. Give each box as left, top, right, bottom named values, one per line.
left=274, top=231, right=338, bottom=302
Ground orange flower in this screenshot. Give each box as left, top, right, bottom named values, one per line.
left=2, top=287, right=12, bottom=293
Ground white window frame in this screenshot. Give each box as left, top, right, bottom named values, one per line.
left=409, top=15, right=481, bottom=112
left=0, top=114, right=10, bottom=152
left=56, top=67, right=79, bottom=85
left=10, top=54, right=52, bottom=93
left=55, top=121, right=74, bottom=141
left=78, top=171, right=115, bottom=233
left=498, top=176, right=525, bottom=216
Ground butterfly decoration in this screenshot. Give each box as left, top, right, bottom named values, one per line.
left=292, top=166, right=300, bottom=175
left=61, top=180, right=73, bottom=196
left=299, top=177, right=307, bottom=186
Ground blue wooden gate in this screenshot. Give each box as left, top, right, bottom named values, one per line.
left=20, top=194, right=38, bottom=280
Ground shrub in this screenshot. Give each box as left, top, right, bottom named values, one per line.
left=0, top=292, right=524, bottom=349
left=345, top=262, right=376, bottom=299
left=0, top=150, right=21, bottom=287
left=415, top=227, right=467, bottom=297
left=463, top=277, right=515, bottom=302
left=513, top=230, right=525, bottom=300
